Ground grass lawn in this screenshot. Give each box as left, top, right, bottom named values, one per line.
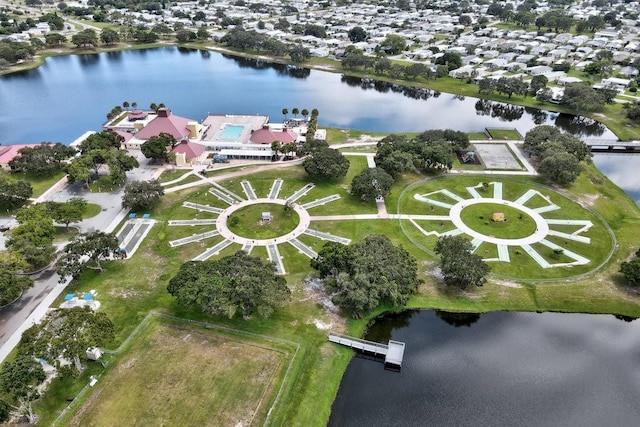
left=486, top=129, right=522, bottom=140
left=53, top=226, right=79, bottom=244
left=27, top=158, right=640, bottom=427
left=162, top=173, right=203, bottom=189
left=66, top=320, right=292, bottom=427
left=157, top=169, right=192, bottom=184
left=398, top=175, right=615, bottom=280
left=83, top=203, right=102, bottom=219
left=0, top=170, right=66, bottom=198
left=460, top=203, right=537, bottom=239
left=466, top=132, right=488, bottom=140
left=228, top=203, right=300, bottom=239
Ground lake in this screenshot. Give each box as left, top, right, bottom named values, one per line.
left=0, top=47, right=616, bottom=145
left=329, top=310, right=640, bottom=426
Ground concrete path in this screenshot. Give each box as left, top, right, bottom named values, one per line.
left=268, top=179, right=283, bottom=200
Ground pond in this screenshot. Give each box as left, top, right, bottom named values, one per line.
left=0, top=47, right=616, bottom=145
left=329, top=310, right=640, bottom=426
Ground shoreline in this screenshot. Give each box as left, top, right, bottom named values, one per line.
left=2, top=41, right=637, bottom=141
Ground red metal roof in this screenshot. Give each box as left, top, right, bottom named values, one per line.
left=249, top=127, right=297, bottom=144
left=0, top=144, right=43, bottom=165
left=171, top=140, right=206, bottom=160
left=135, top=108, right=194, bottom=140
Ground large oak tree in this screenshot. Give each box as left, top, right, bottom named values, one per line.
left=168, top=251, right=290, bottom=319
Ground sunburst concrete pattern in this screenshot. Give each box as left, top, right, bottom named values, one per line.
left=167, top=179, right=351, bottom=274
left=408, top=181, right=594, bottom=268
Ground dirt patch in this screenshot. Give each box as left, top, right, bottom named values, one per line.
left=302, top=278, right=346, bottom=332
left=493, top=280, right=523, bottom=289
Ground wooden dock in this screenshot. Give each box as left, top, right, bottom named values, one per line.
left=328, top=332, right=405, bottom=370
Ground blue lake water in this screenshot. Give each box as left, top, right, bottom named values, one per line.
left=329, top=310, right=640, bottom=426
left=0, top=47, right=615, bottom=145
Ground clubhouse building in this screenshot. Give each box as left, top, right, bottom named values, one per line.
left=103, top=108, right=320, bottom=164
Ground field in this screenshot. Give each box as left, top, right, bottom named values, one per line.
left=28, top=160, right=640, bottom=426
left=66, top=320, right=292, bottom=427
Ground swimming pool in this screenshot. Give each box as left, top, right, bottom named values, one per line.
left=220, top=124, right=244, bottom=139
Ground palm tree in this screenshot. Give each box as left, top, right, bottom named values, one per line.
left=131, top=101, right=137, bottom=110
left=150, top=102, right=158, bottom=112
left=271, top=141, right=281, bottom=160
left=122, top=101, right=130, bottom=111
left=311, top=108, right=319, bottom=117
left=282, top=108, right=288, bottom=121
left=292, top=107, right=299, bottom=118
left=301, top=109, right=309, bottom=120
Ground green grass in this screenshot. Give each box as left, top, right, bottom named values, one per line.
left=398, top=175, right=615, bottom=280
left=466, top=132, right=488, bottom=140
left=53, top=226, right=79, bottom=244
left=27, top=158, right=640, bottom=427
left=157, top=169, right=192, bottom=183
left=162, top=174, right=203, bottom=189
left=486, top=129, right=522, bottom=140
left=65, top=320, right=291, bottom=427
left=228, top=203, right=300, bottom=239
left=460, top=203, right=537, bottom=238
left=83, top=203, right=102, bottom=219
left=0, top=170, right=66, bottom=198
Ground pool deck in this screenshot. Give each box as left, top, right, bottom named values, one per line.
left=201, top=114, right=268, bottom=143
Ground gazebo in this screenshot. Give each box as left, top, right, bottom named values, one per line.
left=492, top=212, right=506, bottom=222
left=261, top=212, right=272, bottom=224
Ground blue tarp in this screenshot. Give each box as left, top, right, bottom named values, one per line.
left=142, top=213, right=151, bottom=218
left=64, top=294, right=74, bottom=300
left=84, top=294, right=93, bottom=300
left=129, top=213, right=137, bottom=218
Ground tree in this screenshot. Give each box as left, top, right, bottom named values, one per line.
left=6, top=204, right=55, bottom=269
left=168, top=251, right=291, bottom=318
left=620, top=251, right=640, bottom=286
left=351, top=167, right=394, bottom=200
left=176, top=29, right=196, bottom=42
left=536, top=87, right=553, bottom=103
left=0, top=176, right=32, bottom=210
left=538, top=151, right=582, bottom=185
left=435, top=52, right=462, bottom=70
left=292, top=107, right=300, bottom=118
left=45, top=33, right=67, bottom=47
left=100, top=28, right=120, bottom=46
left=0, top=251, right=33, bottom=306
left=56, top=231, right=125, bottom=281
left=46, top=197, right=87, bottom=228
left=459, top=15, right=472, bottom=26
left=303, top=148, right=350, bottom=180
left=281, top=108, right=288, bottom=120
left=377, top=150, right=415, bottom=178
left=297, top=138, right=329, bottom=156
left=379, top=34, right=406, bottom=55
left=561, top=83, right=606, bottom=113
left=348, top=26, right=367, bottom=43
left=196, top=27, right=210, bottom=41
left=141, top=132, right=176, bottom=162
left=478, top=78, right=496, bottom=95
left=122, top=180, right=165, bottom=211
left=529, top=75, right=548, bottom=96
left=288, top=44, right=310, bottom=63
left=8, top=143, right=76, bottom=175
left=311, top=235, right=420, bottom=316
left=18, top=307, right=114, bottom=374
left=71, top=29, right=97, bottom=48
left=0, top=354, right=46, bottom=424
left=435, top=235, right=490, bottom=289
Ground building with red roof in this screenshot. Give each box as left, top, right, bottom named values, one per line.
left=135, top=108, right=199, bottom=141
left=0, top=144, right=43, bottom=170
left=171, top=140, right=207, bottom=167
left=249, top=125, right=297, bottom=145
